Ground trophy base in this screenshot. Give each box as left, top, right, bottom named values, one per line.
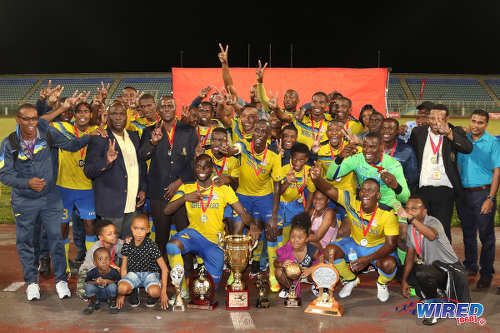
left=171, top=304, right=186, bottom=312
left=187, top=300, right=218, bottom=310
left=284, top=297, right=301, bottom=307
left=304, top=298, right=343, bottom=316
left=256, top=297, right=270, bottom=308
left=226, top=290, right=250, bottom=310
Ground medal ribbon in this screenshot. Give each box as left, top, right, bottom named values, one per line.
left=329, top=141, right=344, bottom=160
left=24, top=139, right=35, bottom=159
left=101, top=240, right=116, bottom=266
left=214, top=156, right=227, bottom=177
left=197, top=181, right=214, bottom=215
left=368, top=154, right=384, bottom=173
left=383, top=140, right=397, bottom=157
left=412, top=226, right=424, bottom=258
left=74, top=124, right=89, bottom=160
left=310, top=117, right=324, bottom=141
left=165, top=121, right=177, bottom=149
left=294, top=167, right=307, bottom=208
left=250, top=141, right=268, bottom=176
left=429, top=134, right=443, bottom=162
left=197, top=126, right=212, bottom=146
left=360, top=205, right=378, bottom=237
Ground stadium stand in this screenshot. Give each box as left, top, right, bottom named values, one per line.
left=406, top=78, right=493, bottom=102
left=26, top=78, right=115, bottom=104
left=0, top=78, right=38, bottom=104
left=111, top=77, right=172, bottom=100
left=485, top=79, right=500, bottom=99
left=388, top=77, right=407, bottom=101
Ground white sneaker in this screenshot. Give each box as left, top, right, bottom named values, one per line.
left=338, top=278, right=359, bottom=298
left=26, top=283, right=40, bottom=301
left=278, top=289, right=289, bottom=298
left=55, top=281, right=71, bottom=299
left=376, top=282, right=390, bottom=302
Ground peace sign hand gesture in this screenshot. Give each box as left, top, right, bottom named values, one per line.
left=311, top=135, right=321, bottom=154
left=151, top=121, right=164, bottom=145
left=47, top=85, right=64, bottom=107
left=218, top=43, right=229, bottom=65
left=39, top=80, right=54, bottom=102
left=286, top=168, right=297, bottom=184
left=256, top=60, right=268, bottom=83
left=106, top=139, right=119, bottom=166
left=199, top=86, right=213, bottom=99
left=309, top=161, right=322, bottom=180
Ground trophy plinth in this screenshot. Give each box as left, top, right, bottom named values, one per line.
left=225, top=235, right=253, bottom=310
left=283, top=263, right=302, bottom=308
left=304, top=264, right=343, bottom=316
left=188, top=265, right=217, bottom=310
left=170, top=264, right=186, bottom=312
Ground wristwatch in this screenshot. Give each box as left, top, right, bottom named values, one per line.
left=487, top=194, right=496, bottom=201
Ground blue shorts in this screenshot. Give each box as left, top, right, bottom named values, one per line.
left=171, top=228, right=224, bottom=283
left=326, top=201, right=347, bottom=222
left=223, top=205, right=240, bottom=221
left=332, top=237, right=398, bottom=273
left=120, top=271, right=161, bottom=290
left=279, top=200, right=304, bottom=228
left=143, top=198, right=152, bottom=214
left=236, top=193, right=274, bottom=222
left=57, top=186, right=96, bottom=223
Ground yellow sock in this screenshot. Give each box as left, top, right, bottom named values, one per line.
left=267, top=238, right=279, bottom=281
left=377, top=268, right=396, bottom=285
left=252, top=239, right=264, bottom=263
left=169, top=225, right=177, bottom=239
left=333, top=259, right=356, bottom=281
left=167, top=252, right=187, bottom=291
left=64, top=239, right=70, bottom=273
left=85, top=235, right=97, bottom=251
left=282, top=225, right=291, bottom=245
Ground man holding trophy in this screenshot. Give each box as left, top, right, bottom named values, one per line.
left=164, top=154, right=259, bottom=309
left=309, top=162, right=399, bottom=303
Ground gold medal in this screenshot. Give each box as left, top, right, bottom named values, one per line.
left=297, top=196, right=304, bottom=204
left=200, top=214, right=208, bottom=223
left=360, top=238, right=368, bottom=247
left=430, top=156, right=437, bottom=164
left=78, top=159, right=85, bottom=167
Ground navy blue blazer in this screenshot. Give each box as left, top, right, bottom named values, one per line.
left=84, top=128, right=146, bottom=218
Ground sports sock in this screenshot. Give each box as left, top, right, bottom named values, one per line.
left=333, top=258, right=356, bottom=281
left=85, top=235, right=97, bottom=251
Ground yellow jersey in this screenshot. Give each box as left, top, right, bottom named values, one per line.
left=316, top=141, right=360, bottom=194
left=127, top=117, right=158, bottom=138
left=236, top=142, right=281, bottom=196
left=197, top=125, right=214, bottom=147
left=344, top=120, right=364, bottom=136
left=231, top=118, right=253, bottom=145
left=52, top=122, right=96, bottom=190
left=206, top=150, right=240, bottom=179
left=172, top=183, right=239, bottom=244
left=279, top=164, right=316, bottom=202
left=292, top=115, right=328, bottom=149
left=337, top=190, right=399, bottom=247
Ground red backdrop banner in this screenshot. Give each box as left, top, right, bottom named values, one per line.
left=172, top=67, right=388, bottom=118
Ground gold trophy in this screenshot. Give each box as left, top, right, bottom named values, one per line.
left=255, top=272, right=270, bottom=308
left=305, top=247, right=343, bottom=316
left=170, top=264, right=186, bottom=312
left=224, top=235, right=256, bottom=310
left=282, top=262, right=302, bottom=307
left=187, top=265, right=217, bottom=310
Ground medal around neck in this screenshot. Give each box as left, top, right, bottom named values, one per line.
left=187, top=265, right=217, bottom=310
left=304, top=263, right=343, bottom=316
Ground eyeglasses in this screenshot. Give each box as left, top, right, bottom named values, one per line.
left=18, top=116, right=38, bottom=122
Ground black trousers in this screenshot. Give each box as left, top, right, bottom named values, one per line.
left=407, top=263, right=447, bottom=299
left=418, top=186, right=455, bottom=242
left=150, top=199, right=193, bottom=276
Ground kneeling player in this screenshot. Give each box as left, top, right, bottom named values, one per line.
left=310, top=163, right=399, bottom=302
left=164, top=154, right=259, bottom=296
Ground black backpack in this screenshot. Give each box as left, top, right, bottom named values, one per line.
left=8, top=131, right=53, bottom=163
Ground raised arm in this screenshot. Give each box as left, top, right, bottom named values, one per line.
left=218, top=43, right=238, bottom=99
left=309, top=161, right=339, bottom=203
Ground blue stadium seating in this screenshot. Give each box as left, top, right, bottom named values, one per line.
left=26, top=78, right=114, bottom=104
left=0, top=78, right=38, bottom=104
left=388, top=77, right=407, bottom=100
left=111, top=77, right=172, bottom=100
left=406, top=78, right=492, bottom=101
left=485, top=79, right=500, bottom=100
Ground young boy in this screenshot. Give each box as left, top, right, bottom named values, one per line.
left=83, top=247, right=120, bottom=314
left=278, top=143, right=316, bottom=246
left=196, top=101, right=220, bottom=150
left=280, top=124, right=298, bottom=165
left=164, top=154, right=257, bottom=295
left=77, top=220, right=124, bottom=299
left=116, top=215, right=169, bottom=311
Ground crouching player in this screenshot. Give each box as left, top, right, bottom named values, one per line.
left=164, top=154, right=259, bottom=297
left=309, top=162, right=399, bottom=302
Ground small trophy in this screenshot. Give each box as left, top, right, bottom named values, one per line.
left=187, top=265, right=217, bottom=310
left=283, top=262, right=302, bottom=307
left=224, top=235, right=256, bottom=310
left=304, top=247, right=343, bottom=316
left=170, top=264, right=186, bottom=312
left=255, top=272, right=270, bottom=308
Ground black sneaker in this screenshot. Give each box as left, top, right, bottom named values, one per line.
left=145, top=296, right=158, bottom=308
left=109, top=299, right=119, bottom=314
left=38, top=256, right=50, bottom=276
left=83, top=302, right=100, bottom=315
left=128, top=288, right=140, bottom=307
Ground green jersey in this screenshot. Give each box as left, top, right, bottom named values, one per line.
left=326, top=152, right=410, bottom=208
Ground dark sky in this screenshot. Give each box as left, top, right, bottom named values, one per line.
left=1, top=1, right=499, bottom=75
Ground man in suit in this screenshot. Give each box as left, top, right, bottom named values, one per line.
left=84, top=101, right=147, bottom=238
left=139, top=96, right=198, bottom=260
left=408, top=103, right=473, bottom=242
